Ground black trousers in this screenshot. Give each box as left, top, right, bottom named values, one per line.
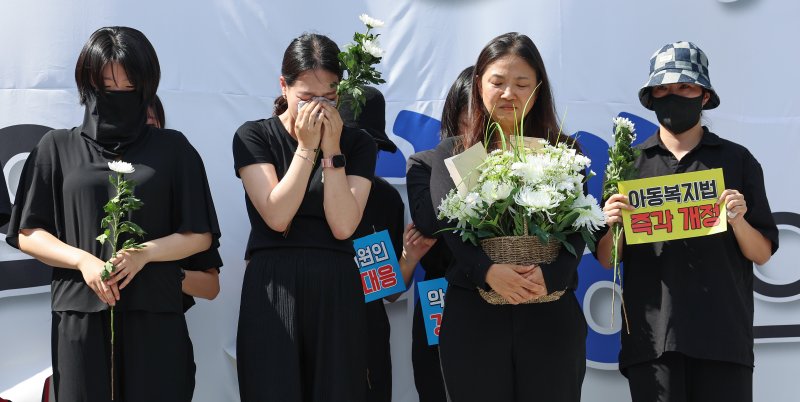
left=51, top=310, right=193, bottom=402
left=438, top=286, right=587, bottom=402
left=365, top=299, right=392, bottom=402
left=237, top=249, right=367, bottom=402
left=412, top=300, right=447, bottom=402
left=624, top=352, right=753, bottom=402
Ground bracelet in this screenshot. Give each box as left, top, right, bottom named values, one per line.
left=294, top=152, right=313, bottom=164
left=298, top=146, right=319, bottom=152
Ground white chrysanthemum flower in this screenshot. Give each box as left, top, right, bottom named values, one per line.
left=571, top=193, right=606, bottom=232
left=480, top=180, right=513, bottom=203
left=515, top=187, right=557, bottom=212
left=108, top=161, right=134, bottom=174
left=362, top=39, right=384, bottom=58
left=512, top=159, right=546, bottom=185
left=612, top=117, right=635, bottom=133
left=359, top=14, right=385, bottom=28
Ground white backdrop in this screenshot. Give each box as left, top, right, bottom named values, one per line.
left=1, top=0, right=799, bottom=401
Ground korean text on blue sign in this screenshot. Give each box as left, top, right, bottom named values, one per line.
left=417, top=278, right=448, bottom=346
left=353, top=230, right=405, bottom=303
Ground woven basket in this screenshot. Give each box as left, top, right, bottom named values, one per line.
left=478, top=236, right=564, bottom=305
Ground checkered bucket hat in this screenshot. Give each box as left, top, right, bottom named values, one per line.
left=639, top=41, right=720, bottom=110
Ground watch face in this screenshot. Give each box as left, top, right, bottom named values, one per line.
left=332, top=154, right=347, bottom=168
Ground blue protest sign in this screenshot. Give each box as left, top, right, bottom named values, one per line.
left=353, top=230, right=405, bottom=302
left=417, top=277, right=448, bottom=346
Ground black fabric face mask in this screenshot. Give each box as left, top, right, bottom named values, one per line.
left=650, top=94, right=704, bottom=135
left=81, top=91, right=148, bottom=157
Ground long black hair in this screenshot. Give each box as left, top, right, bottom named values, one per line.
left=273, top=33, right=342, bottom=116
left=75, top=26, right=160, bottom=105
left=463, top=32, right=561, bottom=151
left=440, top=66, right=474, bottom=139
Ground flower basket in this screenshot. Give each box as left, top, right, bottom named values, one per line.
left=478, top=235, right=564, bottom=305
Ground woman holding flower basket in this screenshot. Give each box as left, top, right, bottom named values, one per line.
left=430, top=32, right=603, bottom=402
left=597, top=41, right=778, bottom=402
left=6, top=27, right=220, bottom=401
left=232, top=33, right=376, bottom=402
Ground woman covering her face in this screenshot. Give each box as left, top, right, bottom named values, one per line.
left=232, top=33, right=376, bottom=402
left=597, top=41, right=778, bottom=402
left=428, top=32, right=588, bottom=402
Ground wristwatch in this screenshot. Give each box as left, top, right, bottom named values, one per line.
left=321, top=154, right=347, bottom=168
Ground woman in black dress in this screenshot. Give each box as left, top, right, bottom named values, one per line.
left=429, top=32, right=587, bottom=402
left=233, top=33, right=376, bottom=402
left=6, top=26, right=220, bottom=401
left=406, top=65, right=473, bottom=402
left=597, top=41, right=778, bottom=402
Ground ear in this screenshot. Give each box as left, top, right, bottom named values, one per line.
left=279, top=76, right=288, bottom=96
left=702, top=90, right=711, bottom=107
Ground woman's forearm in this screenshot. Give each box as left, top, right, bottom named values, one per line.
left=182, top=269, right=220, bottom=300
left=240, top=153, right=315, bottom=232
left=140, top=232, right=212, bottom=263
left=596, top=229, right=623, bottom=269
left=18, top=228, right=99, bottom=270
left=731, top=219, right=773, bottom=265
left=323, top=168, right=370, bottom=240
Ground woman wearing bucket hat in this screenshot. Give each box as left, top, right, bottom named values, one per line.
left=597, top=41, right=779, bottom=401
left=340, top=85, right=437, bottom=402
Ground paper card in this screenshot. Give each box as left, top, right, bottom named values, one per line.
left=417, top=277, right=449, bottom=346
left=618, top=168, right=727, bottom=244
left=444, top=142, right=487, bottom=195
left=353, top=230, right=406, bottom=302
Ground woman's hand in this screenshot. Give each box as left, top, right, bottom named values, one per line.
left=77, top=254, right=119, bottom=306
left=718, top=189, right=747, bottom=226
left=294, top=100, right=324, bottom=150
left=107, top=248, right=151, bottom=290
left=402, top=223, right=437, bottom=266
left=485, top=264, right=546, bottom=305
left=603, top=193, right=634, bottom=226
left=319, top=102, right=343, bottom=156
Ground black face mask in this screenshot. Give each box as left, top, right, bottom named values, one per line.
left=81, top=91, right=148, bottom=157
left=650, top=94, right=704, bottom=135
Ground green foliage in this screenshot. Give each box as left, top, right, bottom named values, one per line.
left=97, top=170, right=146, bottom=280
left=336, top=22, right=386, bottom=119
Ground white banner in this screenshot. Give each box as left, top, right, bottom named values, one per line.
left=1, top=1, right=799, bottom=401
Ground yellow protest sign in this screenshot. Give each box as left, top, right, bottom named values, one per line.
left=618, top=168, right=727, bottom=244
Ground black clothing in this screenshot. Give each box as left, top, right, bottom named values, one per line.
left=80, top=92, right=149, bottom=158
left=407, top=150, right=452, bottom=280
left=429, top=137, right=587, bottom=401
left=439, top=286, right=587, bottom=402
left=406, top=150, right=449, bottom=401
left=8, top=125, right=219, bottom=312
left=233, top=116, right=376, bottom=402
left=600, top=128, right=779, bottom=369
left=411, top=301, right=447, bottom=402
left=6, top=126, right=220, bottom=313
left=353, top=177, right=405, bottom=402
left=624, top=352, right=752, bottom=402
left=52, top=310, right=194, bottom=402
left=0, top=169, right=10, bottom=227
left=236, top=249, right=367, bottom=402
left=232, top=117, right=377, bottom=258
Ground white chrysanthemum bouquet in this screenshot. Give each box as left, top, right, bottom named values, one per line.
left=438, top=137, right=605, bottom=256
left=336, top=13, right=386, bottom=119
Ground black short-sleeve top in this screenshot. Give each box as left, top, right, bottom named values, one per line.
left=0, top=169, right=10, bottom=227
left=232, top=117, right=377, bottom=258
left=6, top=126, right=221, bottom=313
left=615, top=128, right=779, bottom=368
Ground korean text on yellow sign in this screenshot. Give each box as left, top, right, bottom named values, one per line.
left=618, top=168, right=727, bottom=245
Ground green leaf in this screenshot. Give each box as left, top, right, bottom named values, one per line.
left=119, top=221, right=145, bottom=237
left=96, top=233, right=108, bottom=245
